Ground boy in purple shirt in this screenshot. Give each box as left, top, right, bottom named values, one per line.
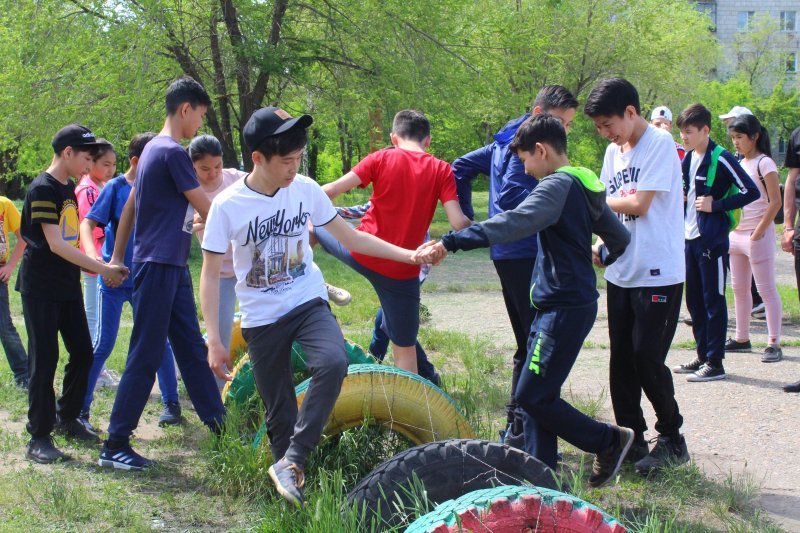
left=98, top=77, right=225, bottom=470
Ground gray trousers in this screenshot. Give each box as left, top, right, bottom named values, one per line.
left=242, top=297, right=348, bottom=467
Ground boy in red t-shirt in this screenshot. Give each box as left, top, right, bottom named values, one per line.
left=317, top=110, right=471, bottom=374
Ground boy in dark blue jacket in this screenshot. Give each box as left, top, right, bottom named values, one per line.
left=674, top=104, right=759, bottom=382
left=452, top=86, right=579, bottom=446
left=418, top=114, right=633, bottom=487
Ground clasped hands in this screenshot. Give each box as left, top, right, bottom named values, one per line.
left=97, top=257, right=129, bottom=288
left=411, top=240, right=448, bottom=265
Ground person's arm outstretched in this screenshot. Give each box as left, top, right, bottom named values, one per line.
left=42, top=224, right=127, bottom=285
left=322, top=172, right=361, bottom=200
left=111, top=190, right=135, bottom=265
left=322, top=216, right=417, bottom=264
left=782, top=167, right=798, bottom=253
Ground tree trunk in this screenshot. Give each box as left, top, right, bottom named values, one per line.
left=368, top=108, right=383, bottom=152
left=338, top=116, right=352, bottom=173
left=308, top=127, right=320, bottom=181
left=209, top=12, right=238, bottom=168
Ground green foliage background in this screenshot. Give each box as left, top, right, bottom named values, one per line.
left=0, top=0, right=798, bottom=191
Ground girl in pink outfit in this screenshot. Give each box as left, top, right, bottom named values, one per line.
left=189, top=135, right=245, bottom=384
left=75, top=140, right=116, bottom=336
left=727, top=115, right=783, bottom=363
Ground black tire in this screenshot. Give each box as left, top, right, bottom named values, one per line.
left=346, top=438, right=556, bottom=530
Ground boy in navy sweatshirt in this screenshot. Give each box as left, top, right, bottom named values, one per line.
left=416, top=114, right=633, bottom=488
left=673, top=104, right=759, bottom=382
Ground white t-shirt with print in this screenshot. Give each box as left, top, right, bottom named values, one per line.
left=202, top=174, right=338, bottom=328
left=600, top=125, right=685, bottom=288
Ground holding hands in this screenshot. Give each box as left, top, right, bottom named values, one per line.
left=412, top=240, right=448, bottom=265
left=102, top=262, right=129, bottom=288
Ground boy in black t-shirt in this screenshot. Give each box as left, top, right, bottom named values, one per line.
left=17, top=124, right=128, bottom=464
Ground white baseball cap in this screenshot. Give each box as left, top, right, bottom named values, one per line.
left=719, top=106, right=753, bottom=120
left=650, top=106, right=673, bottom=122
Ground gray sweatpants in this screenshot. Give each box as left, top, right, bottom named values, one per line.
left=242, top=297, right=348, bottom=467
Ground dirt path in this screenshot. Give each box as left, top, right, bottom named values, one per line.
left=423, top=247, right=800, bottom=530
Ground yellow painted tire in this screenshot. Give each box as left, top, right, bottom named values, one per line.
left=252, top=364, right=475, bottom=449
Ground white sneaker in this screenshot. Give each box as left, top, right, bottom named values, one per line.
left=96, top=368, right=120, bottom=388
left=751, top=303, right=766, bottom=319
left=326, top=283, right=352, bottom=306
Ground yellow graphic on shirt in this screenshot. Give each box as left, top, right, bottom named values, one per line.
left=59, top=200, right=80, bottom=248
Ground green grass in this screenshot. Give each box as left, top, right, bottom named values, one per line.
left=0, top=197, right=787, bottom=531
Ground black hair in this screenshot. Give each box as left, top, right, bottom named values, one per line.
left=391, top=110, right=431, bottom=142
left=509, top=113, right=568, bottom=156
left=56, top=145, right=99, bottom=158
left=676, top=104, right=712, bottom=130
left=254, top=127, right=308, bottom=160
left=584, top=77, right=641, bottom=118
left=92, top=138, right=116, bottom=162
left=127, top=132, right=157, bottom=160
left=533, top=85, right=579, bottom=111
left=728, top=114, right=771, bottom=158
left=165, top=76, right=212, bottom=115
left=188, top=134, right=223, bottom=162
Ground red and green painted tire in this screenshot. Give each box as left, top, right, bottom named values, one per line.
left=406, top=485, right=626, bottom=533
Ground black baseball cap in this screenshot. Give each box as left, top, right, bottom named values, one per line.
left=52, top=124, right=106, bottom=153
left=243, top=107, right=313, bottom=152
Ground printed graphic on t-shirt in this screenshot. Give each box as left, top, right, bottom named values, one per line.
left=60, top=199, right=80, bottom=247
left=183, top=205, right=195, bottom=234
left=243, top=204, right=311, bottom=293
left=0, top=214, right=6, bottom=262
left=608, top=167, right=640, bottom=222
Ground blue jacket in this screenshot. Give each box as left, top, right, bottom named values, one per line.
left=442, top=167, right=630, bottom=310
left=452, top=114, right=538, bottom=260
left=682, top=139, right=760, bottom=250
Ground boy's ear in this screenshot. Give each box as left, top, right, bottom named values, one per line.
left=251, top=150, right=262, bottom=167
left=532, top=105, right=544, bottom=116
left=389, top=132, right=399, bottom=146
left=702, top=125, right=711, bottom=135
left=422, top=135, right=431, bottom=148
left=178, top=101, right=192, bottom=118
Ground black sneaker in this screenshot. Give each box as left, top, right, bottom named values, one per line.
left=783, top=380, right=800, bottom=393
left=724, top=338, right=751, bottom=353
left=588, top=426, right=634, bottom=488
left=624, top=434, right=649, bottom=463
left=26, top=436, right=69, bottom=464
left=269, top=458, right=305, bottom=508
left=686, top=362, right=726, bottom=382
left=55, top=417, right=101, bottom=444
left=634, top=435, right=690, bottom=475
left=78, top=410, right=98, bottom=434
left=672, top=357, right=704, bottom=374
left=761, top=346, right=783, bottom=363
left=98, top=442, right=155, bottom=471
left=158, top=401, right=183, bottom=427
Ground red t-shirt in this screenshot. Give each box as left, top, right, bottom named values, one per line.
left=350, top=148, right=458, bottom=279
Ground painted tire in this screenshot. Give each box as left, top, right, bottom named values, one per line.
left=220, top=341, right=376, bottom=404
left=346, top=439, right=556, bottom=530
left=252, top=364, right=475, bottom=449
left=406, top=485, right=627, bottom=532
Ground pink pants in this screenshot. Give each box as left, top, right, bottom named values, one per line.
left=729, top=227, right=781, bottom=345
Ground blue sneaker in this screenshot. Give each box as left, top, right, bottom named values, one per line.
left=98, top=442, right=154, bottom=471
left=268, top=458, right=305, bottom=508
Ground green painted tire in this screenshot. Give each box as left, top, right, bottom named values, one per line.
left=220, top=340, right=375, bottom=404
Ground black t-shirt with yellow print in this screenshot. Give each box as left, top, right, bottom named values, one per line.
left=16, top=172, right=82, bottom=301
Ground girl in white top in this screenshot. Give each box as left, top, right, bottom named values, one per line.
left=189, top=135, right=246, bottom=370
left=727, top=115, right=783, bottom=362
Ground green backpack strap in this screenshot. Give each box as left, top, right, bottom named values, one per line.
left=705, top=145, right=725, bottom=188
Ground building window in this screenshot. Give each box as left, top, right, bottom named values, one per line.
left=696, top=2, right=717, bottom=30
left=780, top=11, right=797, bottom=32
left=737, top=11, right=754, bottom=31
left=779, top=137, right=788, bottom=155
left=787, top=52, right=798, bottom=73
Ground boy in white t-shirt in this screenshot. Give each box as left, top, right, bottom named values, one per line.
left=584, top=78, right=688, bottom=475
left=200, top=107, right=425, bottom=509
